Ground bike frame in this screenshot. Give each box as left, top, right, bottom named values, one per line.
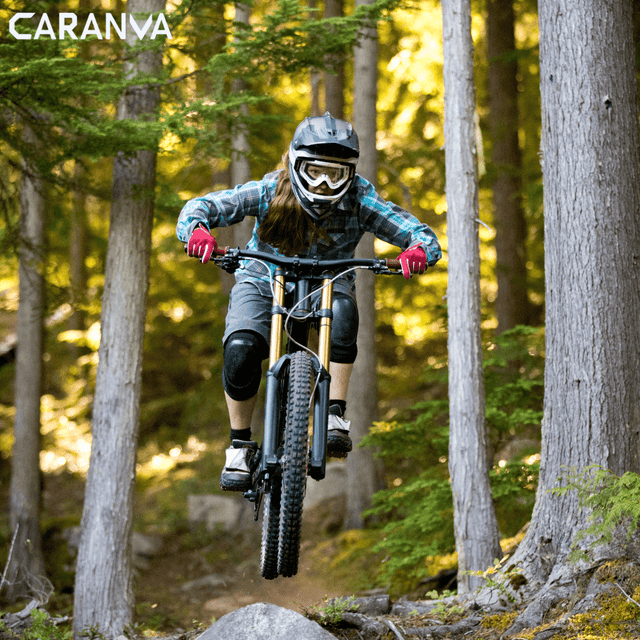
left=213, top=248, right=400, bottom=507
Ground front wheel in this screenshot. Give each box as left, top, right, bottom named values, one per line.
left=260, top=475, right=282, bottom=580
left=278, top=351, right=313, bottom=577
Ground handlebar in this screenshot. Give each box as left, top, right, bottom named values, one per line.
left=209, top=246, right=403, bottom=275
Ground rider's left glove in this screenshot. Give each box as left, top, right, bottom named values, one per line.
left=397, top=245, right=427, bottom=279
left=187, top=224, right=218, bottom=264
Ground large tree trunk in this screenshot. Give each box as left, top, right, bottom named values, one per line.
left=504, top=1, right=640, bottom=633
left=487, top=0, right=529, bottom=332
left=344, top=0, right=382, bottom=530
left=442, top=0, right=502, bottom=594
left=5, top=125, right=48, bottom=604
left=72, top=1, right=164, bottom=636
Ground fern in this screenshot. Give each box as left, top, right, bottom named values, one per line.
left=552, top=465, right=640, bottom=561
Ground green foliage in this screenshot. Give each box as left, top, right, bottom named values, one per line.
left=362, top=326, right=543, bottom=592
left=365, top=471, right=454, bottom=592
left=212, top=0, right=407, bottom=79
left=0, top=608, right=72, bottom=640
left=423, top=592, right=464, bottom=620
left=307, top=595, right=359, bottom=625
left=551, top=466, right=640, bottom=563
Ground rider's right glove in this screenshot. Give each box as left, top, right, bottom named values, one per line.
left=187, top=224, right=218, bottom=264
left=397, top=245, right=427, bottom=279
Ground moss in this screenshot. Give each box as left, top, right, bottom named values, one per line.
left=481, top=611, right=518, bottom=631
left=568, top=592, right=640, bottom=638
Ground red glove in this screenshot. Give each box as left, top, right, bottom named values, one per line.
left=187, top=224, right=218, bottom=264
left=397, top=246, right=427, bottom=279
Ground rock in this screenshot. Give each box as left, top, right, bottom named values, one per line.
left=62, top=527, right=162, bottom=569
left=187, top=494, right=257, bottom=534
left=328, top=594, right=391, bottom=616
left=391, top=599, right=442, bottom=616
left=340, top=612, right=387, bottom=639
left=180, top=574, right=229, bottom=592
left=304, top=461, right=347, bottom=510
left=354, top=594, right=391, bottom=616
left=132, top=532, right=163, bottom=558
left=196, top=602, right=338, bottom=640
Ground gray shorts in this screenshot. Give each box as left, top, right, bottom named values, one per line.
left=223, top=276, right=357, bottom=348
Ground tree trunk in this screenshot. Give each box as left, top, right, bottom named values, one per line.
left=487, top=0, right=529, bottom=332
left=442, top=0, right=502, bottom=594
left=230, top=3, right=254, bottom=250
left=310, top=0, right=322, bottom=116
left=73, top=1, right=164, bottom=636
left=325, top=0, right=345, bottom=118
left=5, top=125, right=48, bottom=604
left=345, top=0, right=382, bottom=530
left=504, top=1, right=640, bottom=632
left=69, top=161, right=88, bottom=354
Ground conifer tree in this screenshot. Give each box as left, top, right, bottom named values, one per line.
left=443, top=0, right=502, bottom=593
left=503, top=1, right=640, bottom=632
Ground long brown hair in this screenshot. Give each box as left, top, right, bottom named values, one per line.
left=258, top=151, right=330, bottom=256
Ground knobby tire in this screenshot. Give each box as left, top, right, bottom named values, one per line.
left=260, top=476, right=282, bottom=580
left=278, top=351, right=313, bottom=577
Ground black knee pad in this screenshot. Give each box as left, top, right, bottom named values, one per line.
left=222, top=331, right=268, bottom=401
left=330, top=294, right=359, bottom=364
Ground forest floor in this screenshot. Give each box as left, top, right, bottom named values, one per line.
left=3, top=470, right=640, bottom=640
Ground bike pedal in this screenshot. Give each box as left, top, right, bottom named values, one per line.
left=231, top=439, right=258, bottom=450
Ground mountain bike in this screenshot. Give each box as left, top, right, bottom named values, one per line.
left=211, top=247, right=403, bottom=579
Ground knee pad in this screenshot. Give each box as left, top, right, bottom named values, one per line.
left=330, top=294, right=359, bottom=364
left=222, top=331, right=268, bottom=401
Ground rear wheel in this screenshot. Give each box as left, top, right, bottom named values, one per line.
left=278, top=351, right=313, bottom=577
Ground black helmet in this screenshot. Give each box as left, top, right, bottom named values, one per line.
left=289, top=112, right=359, bottom=221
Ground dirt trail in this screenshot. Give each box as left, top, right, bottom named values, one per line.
left=202, top=549, right=345, bottom=620
left=136, top=524, right=351, bottom=630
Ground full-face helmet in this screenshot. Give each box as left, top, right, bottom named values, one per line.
left=289, top=112, right=359, bottom=221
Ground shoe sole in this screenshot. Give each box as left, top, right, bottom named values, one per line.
left=327, top=433, right=352, bottom=459
left=220, top=472, right=251, bottom=492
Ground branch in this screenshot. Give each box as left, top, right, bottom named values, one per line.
left=614, top=582, right=640, bottom=608
left=0, top=524, right=19, bottom=593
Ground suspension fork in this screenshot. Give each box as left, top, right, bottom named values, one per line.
left=309, top=273, right=333, bottom=480
left=262, top=269, right=287, bottom=468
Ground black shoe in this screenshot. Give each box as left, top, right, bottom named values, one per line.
left=220, top=441, right=256, bottom=491
left=327, top=406, right=352, bottom=459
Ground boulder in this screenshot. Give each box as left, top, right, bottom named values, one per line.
left=196, top=602, right=338, bottom=640
left=187, top=494, right=257, bottom=534
left=62, top=527, right=162, bottom=569
left=304, top=461, right=347, bottom=510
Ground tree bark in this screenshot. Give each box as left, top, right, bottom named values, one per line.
left=442, top=0, right=502, bottom=594
left=505, top=0, right=640, bottom=631
left=5, top=125, right=48, bottom=604
left=345, top=0, right=382, bottom=530
left=230, top=3, right=254, bottom=251
left=325, top=0, right=345, bottom=118
left=69, top=161, right=88, bottom=355
left=487, top=0, right=529, bottom=332
left=73, top=1, right=164, bottom=636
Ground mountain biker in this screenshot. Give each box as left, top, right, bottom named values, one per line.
left=177, top=112, right=441, bottom=491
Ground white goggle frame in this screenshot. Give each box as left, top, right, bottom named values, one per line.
left=299, top=159, right=352, bottom=191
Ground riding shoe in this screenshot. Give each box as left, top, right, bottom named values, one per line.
left=327, top=405, right=352, bottom=458
left=220, top=441, right=256, bottom=491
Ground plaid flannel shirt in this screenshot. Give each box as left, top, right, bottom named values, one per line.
left=176, top=171, right=442, bottom=287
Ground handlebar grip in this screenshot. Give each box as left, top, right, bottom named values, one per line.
left=385, top=258, right=402, bottom=270
left=183, top=244, right=228, bottom=257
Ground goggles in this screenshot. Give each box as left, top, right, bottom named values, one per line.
left=298, top=159, right=353, bottom=191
